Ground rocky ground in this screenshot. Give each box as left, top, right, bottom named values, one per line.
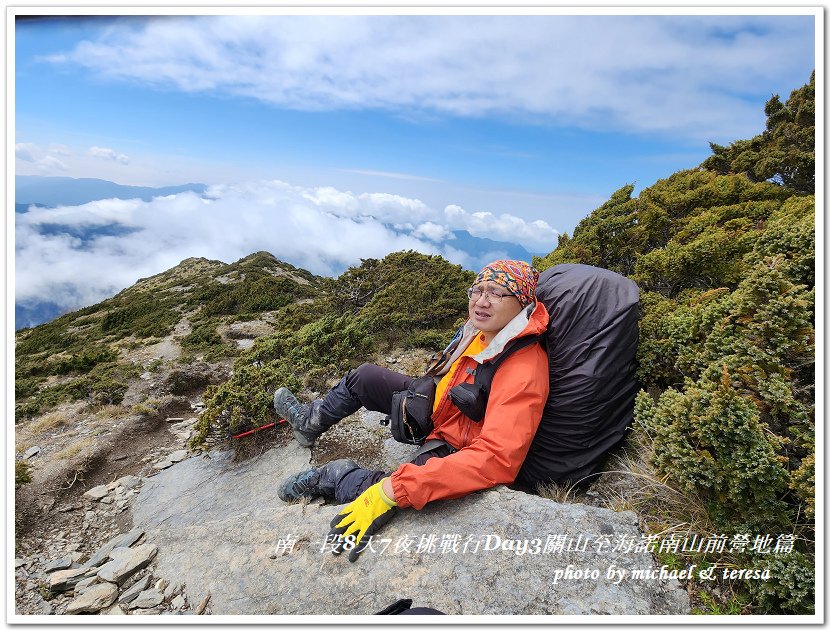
left=13, top=328, right=657, bottom=617
left=12, top=334, right=429, bottom=617
left=13, top=396, right=216, bottom=616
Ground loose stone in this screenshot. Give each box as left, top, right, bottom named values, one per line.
left=44, top=557, right=73, bottom=573
left=129, top=589, right=165, bottom=609
left=82, top=486, right=109, bottom=501
left=48, top=567, right=91, bottom=593
left=83, top=528, right=144, bottom=569
left=97, top=544, right=158, bottom=585
left=66, top=583, right=119, bottom=614
left=22, top=446, right=41, bottom=460
left=119, top=575, right=153, bottom=604
left=168, top=450, right=188, bottom=463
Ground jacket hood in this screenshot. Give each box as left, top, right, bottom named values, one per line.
left=472, top=300, right=549, bottom=363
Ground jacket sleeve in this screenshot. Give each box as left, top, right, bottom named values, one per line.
left=390, top=346, right=549, bottom=509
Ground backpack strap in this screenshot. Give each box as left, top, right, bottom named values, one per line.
left=448, top=333, right=545, bottom=423
left=473, top=333, right=544, bottom=390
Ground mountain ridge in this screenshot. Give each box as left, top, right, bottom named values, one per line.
left=15, top=175, right=208, bottom=207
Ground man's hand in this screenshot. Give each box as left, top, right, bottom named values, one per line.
left=328, top=479, right=397, bottom=562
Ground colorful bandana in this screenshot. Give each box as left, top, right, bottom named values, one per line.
left=474, top=260, right=539, bottom=307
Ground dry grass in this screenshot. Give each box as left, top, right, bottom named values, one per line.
left=24, top=410, right=73, bottom=436
left=537, top=429, right=715, bottom=539
left=536, top=479, right=581, bottom=504
left=94, top=404, right=128, bottom=421
left=604, top=442, right=715, bottom=537
left=52, top=436, right=96, bottom=460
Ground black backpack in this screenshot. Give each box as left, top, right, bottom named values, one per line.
left=516, top=263, right=640, bottom=489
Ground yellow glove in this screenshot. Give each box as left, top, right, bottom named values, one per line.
left=328, top=480, right=397, bottom=562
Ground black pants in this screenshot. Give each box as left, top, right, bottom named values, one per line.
left=324, top=363, right=454, bottom=503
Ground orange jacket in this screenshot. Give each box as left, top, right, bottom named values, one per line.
left=390, top=302, right=550, bottom=509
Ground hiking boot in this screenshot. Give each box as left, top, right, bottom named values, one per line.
left=278, top=458, right=360, bottom=503
left=273, top=387, right=323, bottom=447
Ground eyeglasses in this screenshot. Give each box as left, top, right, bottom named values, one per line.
left=467, top=287, right=515, bottom=303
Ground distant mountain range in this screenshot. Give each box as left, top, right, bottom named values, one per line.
left=16, top=175, right=208, bottom=208
left=15, top=175, right=540, bottom=329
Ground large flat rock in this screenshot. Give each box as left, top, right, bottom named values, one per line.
left=131, top=442, right=689, bottom=616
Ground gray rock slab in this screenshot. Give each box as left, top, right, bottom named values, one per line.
left=168, top=450, right=189, bottom=462
left=66, top=583, right=118, bottom=614
left=97, top=544, right=158, bottom=584
left=108, top=547, right=134, bottom=561
left=22, top=446, right=41, bottom=460
left=83, top=528, right=144, bottom=569
left=44, top=557, right=72, bottom=573
left=82, top=485, right=109, bottom=501
left=163, top=580, right=181, bottom=599
left=115, top=475, right=142, bottom=490
left=119, top=575, right=152, bottom=604
left=73, top=575, right=99, bottom=594
left=131, top=443, right=690, bottom=616
left=48, top=567, right=94, bottom=593
left=129, top=589, right=165, bottom=610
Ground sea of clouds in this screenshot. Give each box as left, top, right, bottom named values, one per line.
left=15, top=179, right=558, bottom=316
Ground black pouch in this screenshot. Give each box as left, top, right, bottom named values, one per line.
left=383, top=375, right=436, bottom=445
left=448, top=382, right=487, bottom=423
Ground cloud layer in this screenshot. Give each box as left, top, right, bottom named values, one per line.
left=16, top=143, right=69, bottom=172
left=48, top=14, right=814, bottom=140
left=89, top=146, right=130, bottom=164
left=15, top=180, right=558, bottom=314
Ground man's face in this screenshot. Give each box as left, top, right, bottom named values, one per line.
left=468, top=281, right=524, bottom=341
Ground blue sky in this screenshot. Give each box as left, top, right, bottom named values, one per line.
left=13, top=11, right=818, bottom=313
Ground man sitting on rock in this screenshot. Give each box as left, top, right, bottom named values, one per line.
left=275, top=260, right=549, bottom=561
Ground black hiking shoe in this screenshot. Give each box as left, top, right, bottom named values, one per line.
left=273, top=387, right=322, bottom=447
left=278, top=458, right=360, bottom=503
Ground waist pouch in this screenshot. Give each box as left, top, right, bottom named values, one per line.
left=448, top=382, right=487, bottom=423
left=383, top=375, right=436, bottom=445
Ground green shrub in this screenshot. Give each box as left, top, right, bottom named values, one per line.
left=46, top=347, right=119, bottom=376
left=326, top=250, right=474, bottom=342
left=406, top=330, right=447, bottom=351
left=196, top=314, right=373, bottom=437
left=195, top=275, right=309, bottom=318
left=747, top=551, right=815, bottom=614
left=15, top=362, right=140, bottom=418
left=15, top=461, right=32, bottom=486
left=100, top=298, right=179, bottom=338
left=635, top=375, right=790, bottom=531
left=181, top=321, right=223, bottom=350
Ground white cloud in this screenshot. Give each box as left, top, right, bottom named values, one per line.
left=49, top=144, right=72, bottom=156
left=357, top=193, right=433, bottom=225
left=412, top=221, right=454, bottom=242
left=15, top=179, right=558, bottom=315
left=36, top=155, right=69, bottom=173
left=16, top=143, right=38, bottom=162
left=17, top=143, right=70, bottom=173
left=89, top=146, right=130, bottom=164
left=443, top=204, right=558, bottom=252
left=340, top=168, right=443, bottom=182
left=48, top=15, right=814, bottom=140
